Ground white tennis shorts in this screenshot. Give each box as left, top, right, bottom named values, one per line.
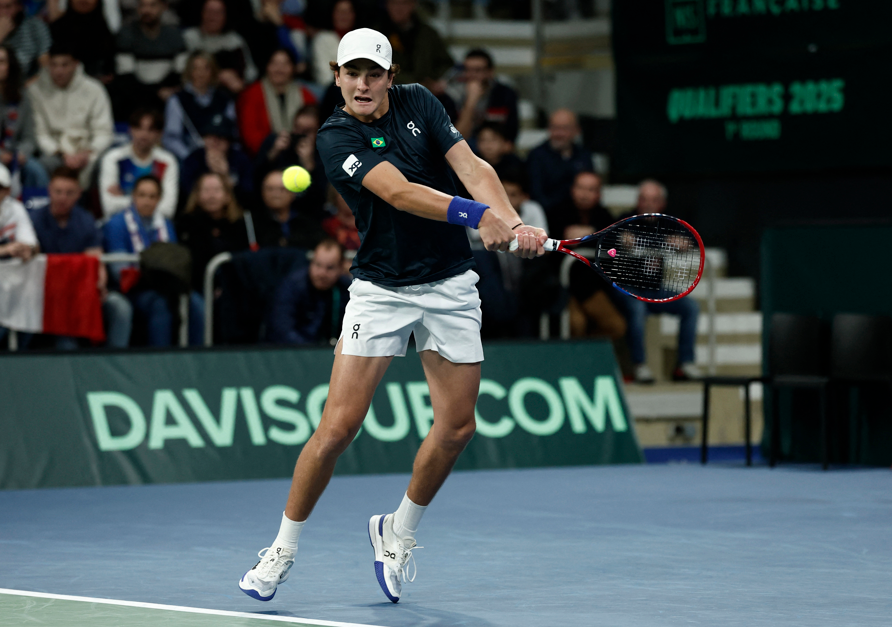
left=338, top=269, right=484, bottom=363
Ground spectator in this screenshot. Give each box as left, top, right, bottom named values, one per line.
left=49, top=0, right=121, bottom=32
left=0, top=43, right=47, bottom=189
left=467, top=164, right=546, bottom=248
left=0, top=0, right=51, bottom=79
left=550, top=170, right=626, bottom=341
left=253, top=103, right=324, bottom=209
left=0, top=161, right=35, bottom=260
left=27, top=43, right=114, bottom=190
left=621, top=179, right=700, bottom=383
left=474, top=121, right=524, bottom=179
left=266, top=238, right=349, bottom=345
left=453, top=48, right=519, bottom=145
left=49, top=0, right=116, bottom=81
left=119, top=0, right=181, bottom=25
left=103, top=174, right=204, bottom=346
left=252, top=0, right=309, bottom=75
left=375, top=0, right=456, bottom=117
left=321, top=185, right=359, bottom=252
left=253, top=169, right=325, bottom=250
left=176, top=171, right=248, bottom=291
left=162, top=51, right=236, bottom=161
left=237, top=47, right=316, bottom=157
left=113, top=0, right=187, bottom=117
left=527, top=108, right=594, bottom=211
left=183, top=0, right=258, bottom=95
left=310, top=0, right=355, bottom=87
left=28, top=166, right=132, bottom=348
left=98, top=107, right=178, bottom=220
left=432, top=0, right=489, bottom=20
left=180, top=114, right=252, bottom=207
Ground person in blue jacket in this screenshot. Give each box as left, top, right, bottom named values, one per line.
left=103, top=174, right=204, bottom=346
left=266, top=239, right=350, bottom=345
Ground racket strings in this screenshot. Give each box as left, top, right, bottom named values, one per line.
left=598, top=218, right=700, bottom=298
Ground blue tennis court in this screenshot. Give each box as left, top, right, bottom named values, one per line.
left=2, top=464, right=890, bottom=626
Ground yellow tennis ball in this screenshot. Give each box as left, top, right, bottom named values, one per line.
left=283, top=166, right=311, bottom=193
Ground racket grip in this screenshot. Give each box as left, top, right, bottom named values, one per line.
left=499, top=236, right=558, bottom=253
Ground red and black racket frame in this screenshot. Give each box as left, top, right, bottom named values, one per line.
left=546, top=213, right=706, bottom=304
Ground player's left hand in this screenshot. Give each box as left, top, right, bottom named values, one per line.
left=511, top=225, right=547, bottom=259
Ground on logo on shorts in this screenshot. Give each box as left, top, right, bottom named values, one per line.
left=342, top=154, right=362, bottom=177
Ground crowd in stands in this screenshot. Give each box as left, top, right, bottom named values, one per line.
left=0, top=0, right=698, bottom=382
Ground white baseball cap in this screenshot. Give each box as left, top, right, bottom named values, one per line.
left=337, top=28, right=392, bottom=70
left=0, top=163, right=10, bottom=188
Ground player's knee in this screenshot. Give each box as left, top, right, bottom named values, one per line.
left=445, top=417, right=476, bottom=449
left=313, top=424, right=358, bottom=459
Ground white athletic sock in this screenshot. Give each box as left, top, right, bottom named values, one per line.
left=392, top=493, right=427, bottom=541
left=273, top=512, right=305, bottom=552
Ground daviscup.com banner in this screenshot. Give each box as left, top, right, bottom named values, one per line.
left=0, top=341, right=643, bottom=490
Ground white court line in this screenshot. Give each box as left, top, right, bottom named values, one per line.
left=0, top=588, right=388, bottom=627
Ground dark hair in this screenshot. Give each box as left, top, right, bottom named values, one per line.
left=128, top=107, right=164, bottom=131
left=0, top=44, right=23, bottom=103
left=465, top=48, right=494, bottom=69
left=134, top=174, right=163, bottom=195
left=293, top=103, right=320, bottom=127
left=329, top=61, right=401, bottom=76
left=574, top=170, right=602, bottom=185
left=498, top=165, right=528, bottom=194
left=49, top=41, right=79, bottom=61
left=315, top=238, right=344, bottom=260
left=50, top=166, right=81, bottom=183
left=477, top=121, right=510, bottom=142
left=268, top=47, right=298, bottom=68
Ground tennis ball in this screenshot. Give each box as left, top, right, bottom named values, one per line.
left=283, top=166, right=311, bottom=193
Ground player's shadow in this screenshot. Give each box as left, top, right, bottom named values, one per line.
left=252, top=605, right=499, bottom=627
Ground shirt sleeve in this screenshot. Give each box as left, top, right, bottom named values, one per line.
left=416, top=84, right=465, bottom=155
left=11, top=203, right=37, bottom=247
left=315, top=123, right=387, bottom=195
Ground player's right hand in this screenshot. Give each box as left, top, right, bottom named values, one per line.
left=478, top=210, right=518, bottom=253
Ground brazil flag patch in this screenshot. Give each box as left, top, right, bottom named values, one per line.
left=371, top=137, right=386, bottom=148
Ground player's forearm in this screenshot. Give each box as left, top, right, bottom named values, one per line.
left=458, top=159, right=521, bottom=224
left=388, top=182, right=453, bottom=221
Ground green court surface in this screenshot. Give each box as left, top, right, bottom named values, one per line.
left=0, top=590, right=382, bottom=627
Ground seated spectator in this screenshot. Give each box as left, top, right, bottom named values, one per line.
left=162, top=51, right=236, bottom=161
left=467, top=164, right=546, bottom=249
left=253, top=169, right=325, bottom=250
left=113, top=0, right=187, bottom=118
left=27, top=43, right=114, bottom=190
left=550, top=170, right=626, bottom=341
left=180, top=115, right=252, bottom=207
left=183, top=0, right=258, bottom=95
left=266, top=238, right=349, bottom=345
left=621, top=179, right=700, bottom=383
left=99, top=108, right=178, bottom=220
left=237, top=48, right=317, bottom=157
left=49, top=0, right=116, bottom=82
left=375, top=0, right=456, bottom=119
left=0, top=161, right=36, bottom=260
left=119, top=0, right=181, bottom=25
left=474, top=121, right=524, bottom=179
left=321, top=185, right=359, bottom=252
left=453, top=48, right=519, bottom=146
left=49, top=0, right=120, bottom=32
left=103, top=174, right=204, bottom=346
left=527, top=108, right=594, bottom=211
left=28, top=166, right=132, bottom=348
left=176, top=171, right=249, bottom=291
left=0, top=0, right=51, bottom=79
left=252, top=0, right=309, bottom=75
left=310, top=0, right=355, bottom=87
left=253, top=104, right=325, bottom=209
left=0, top=43, right=48, bottom=190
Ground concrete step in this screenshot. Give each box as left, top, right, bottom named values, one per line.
left=660, top=312, right=761, bottom=337
left=689, top=277, right=756, bottom=312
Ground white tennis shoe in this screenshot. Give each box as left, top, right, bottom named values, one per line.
left=368, top=514, right=422, bottom=603
left=239, top=545, right=295, bottom=601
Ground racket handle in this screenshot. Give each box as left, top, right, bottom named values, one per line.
left=500, top=236, right=559, bottom=253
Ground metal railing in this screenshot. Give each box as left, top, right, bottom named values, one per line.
left=6, top=253, right=189, bottom=351
left=541, top=252, right=720, bottom=374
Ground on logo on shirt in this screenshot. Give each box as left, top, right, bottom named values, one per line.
left=342, top=154, right=362, bottom=177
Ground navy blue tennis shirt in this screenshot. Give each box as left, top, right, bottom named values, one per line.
left=316, top=84, right=474, bottom=287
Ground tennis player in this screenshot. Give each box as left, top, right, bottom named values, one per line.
left=239, top=28, right=547, bottom=604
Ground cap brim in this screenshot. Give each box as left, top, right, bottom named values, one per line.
left=337, top=53, right=391, bottom=70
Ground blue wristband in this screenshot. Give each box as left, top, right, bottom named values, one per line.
left=447, top=197, right=489, bottom=229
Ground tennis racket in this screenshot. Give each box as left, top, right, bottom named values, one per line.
left=510, top=213, right=704, bottom=303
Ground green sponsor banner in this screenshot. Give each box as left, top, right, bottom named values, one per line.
left=0, top=341, right=642, bottom=489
